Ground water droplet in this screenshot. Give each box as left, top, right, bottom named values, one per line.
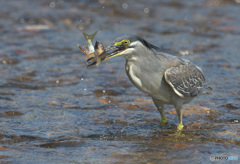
left=179, top=50, right=192, bottom=55
left=144, top=8, right=150, bottom=14
left=81, top=78, right=84, bottom=80
left=49, top=2, right=56, bottom=8
left=57, top=0, right=63, bottom=4
left=84, top=88, right=87, bottom=91
left=99, top=0, right=105, bottom=4
left=79, top=24, right=84, bottom=30
left=122, top=3, right=128, bottom=9
left=85, top=18, right=91, bottom=24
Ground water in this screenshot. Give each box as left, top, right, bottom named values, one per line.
left=0, top=0, right=239, bottom=163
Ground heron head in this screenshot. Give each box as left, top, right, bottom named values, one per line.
left=105, top=34, right=159, bottom=60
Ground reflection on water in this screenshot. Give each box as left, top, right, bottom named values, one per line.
left=0, top=0, right=239, bottom=163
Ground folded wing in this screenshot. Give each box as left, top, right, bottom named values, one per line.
left=164, top=63, right=205, bottom=98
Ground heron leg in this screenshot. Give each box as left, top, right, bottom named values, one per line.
left=152, top=98, right=167, bottom=126
left=159, top=105, right=167, bottom=126
left=175, top=106, right=184, bottom=131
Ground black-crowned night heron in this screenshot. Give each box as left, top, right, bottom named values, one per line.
left=104, top=34, right=212, bottom=130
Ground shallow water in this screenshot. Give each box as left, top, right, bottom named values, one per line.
left=0, top=0, right=239, bottom=163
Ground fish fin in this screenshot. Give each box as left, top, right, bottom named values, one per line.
left=99, top=51, right=107, bottom=61
left=87, top=61, right=96, bottom=67
left=96, top=56, right=101, bottom=66
left=83, top=31, right=98, bottom=42
left=87, top=52, right=95, bottom=61
left=87, top=57, right=94, bottom=62
left=94, top=41, right=99, bottom=49
left=87, top=56, right=95, bottom=62
left=78, top=45, right=88, bottom=56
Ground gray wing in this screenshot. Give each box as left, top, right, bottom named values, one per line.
left=164, top=63, right=206, bottom=98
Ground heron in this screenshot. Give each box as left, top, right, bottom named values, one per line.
left=102, top=34, right=212, bottom=130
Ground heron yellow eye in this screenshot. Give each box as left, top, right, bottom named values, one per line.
left=122, top=40, right=130, bottom=46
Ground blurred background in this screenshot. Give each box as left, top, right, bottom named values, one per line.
left=0, top=0, right=239, bottom=163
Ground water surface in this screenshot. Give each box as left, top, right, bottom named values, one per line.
left=0, top=0, right=239, bottom=163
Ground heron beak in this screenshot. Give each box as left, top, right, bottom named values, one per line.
left=105, top=43, right=126, bottom=60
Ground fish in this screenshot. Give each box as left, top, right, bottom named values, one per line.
left=78, top=31, right=98, bottom=61
left=78, top=31, right=107, bottom=67
left=95, top=41, right=107, bottom=61
left=87, top=41, right=107, bottom=67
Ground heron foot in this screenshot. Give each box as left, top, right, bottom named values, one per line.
left=160, top=116, right=167, bottom=126
left=177, top=122, right=184, bottom=131
left=169, top=123, right=185, bottom=137
left=171, top=130, right=185, bottom=137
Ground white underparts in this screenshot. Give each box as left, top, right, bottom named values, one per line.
left=129, top=65, right=142, bottom=87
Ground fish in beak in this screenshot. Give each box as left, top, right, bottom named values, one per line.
left=105, top=40, right=129, bottom=60
left=87, top=41, right=107, bottom=67
left=78, top=31, right=106, bottom=67
left=78, top=31, right=98, bottom=61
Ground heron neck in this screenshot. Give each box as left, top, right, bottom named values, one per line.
left=124, top=46, right=155, bottom=61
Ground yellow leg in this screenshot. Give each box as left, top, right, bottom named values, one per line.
left=160, top=113, right=167, bottom=126
left=152, top=98, right=168, bottom=126
left=175, top=106, right=184, bottom=131
left=177, top=121, right=184, bottom=131
left=170, top=122, right=184, bottom=137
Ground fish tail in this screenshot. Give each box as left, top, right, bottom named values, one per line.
left=83, top=31, right=98, bottom=42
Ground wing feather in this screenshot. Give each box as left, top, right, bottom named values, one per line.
left=164, top=63, right=205, bottom=98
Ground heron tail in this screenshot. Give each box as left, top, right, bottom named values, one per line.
left=199, top=84, right=213, bottom=95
